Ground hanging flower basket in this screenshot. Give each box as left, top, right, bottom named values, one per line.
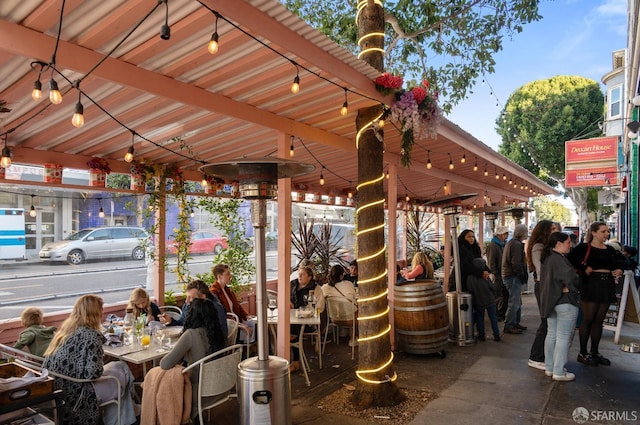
left=89, top=168, right=107, bottom=187
left=44, top=163, right=63, bottom=184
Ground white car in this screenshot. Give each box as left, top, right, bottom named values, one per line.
left=39, top=226, right=149, bottom=265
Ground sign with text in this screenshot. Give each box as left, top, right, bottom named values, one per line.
left=565, top=137, right=619, bottom=188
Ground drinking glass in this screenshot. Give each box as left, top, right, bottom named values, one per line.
left=155, top=328, right=167, bottom=351
left=139, top=328, right=151, bottom=349
left=268, top=299, right=277, bottom=318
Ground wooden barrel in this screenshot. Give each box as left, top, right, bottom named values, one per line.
left=394, top=280, right=449, bottom=354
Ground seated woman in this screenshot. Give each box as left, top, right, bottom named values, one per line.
left=289, top=265, right=321, bottom=372
left=321, top=265, right=357, bottom=345
left=13, top=306, right=56, bottom=357
left=402, top=252, right=435, bottom=280
left=127, top=287, right=162, bottom=323
left=159, top=298, right=226, bottom=416
left=43, top=295, right=137, bottom=425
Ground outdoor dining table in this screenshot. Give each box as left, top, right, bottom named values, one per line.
left=266, top=308, right=321, bottom=386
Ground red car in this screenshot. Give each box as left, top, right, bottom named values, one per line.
left=167, top=231, right=228, bottom=255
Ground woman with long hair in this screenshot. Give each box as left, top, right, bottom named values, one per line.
left=127, top=287, right=161, bottom=322
left=449, top=229, right=489, bottom=292
left=402, top=251, right=435, bottom=280
left=539, top=232, right=580, bottom=381
left=568, top=221, right=623, bottom=366
left=160, top=297, right=226, bottom=412
left=44, top=295, right=136, bottom=425
left=526, top=220, right=556, bottom=370
left=321, top=265, right=354, bottom=302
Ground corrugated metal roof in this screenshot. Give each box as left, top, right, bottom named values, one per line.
left=0, top=0, right=554, bottom=205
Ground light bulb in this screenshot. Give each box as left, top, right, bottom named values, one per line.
left=426, top=160, right=432, bottom=169
left=124, top=145, right=134, bottom=163
left=495, top=173, right=500, bottom=180
left=348, top=191, right=353, bottom=198
left=201, top=177, right=208, bottom=187
left=483, top=168, right=488, bottom=177
left=385, top=170, right=389, bottom=179
left=32, top=80, right=42, bottom=101
left=289, top=144, right=294, bottom=158
left=405, top=194, right=410, bottom=202
left=71, top=102, right=84, bottom=128
left=340, top=102, right=348, bottom=116
left=99, top=208, right=105, bottom=218
left=319, top=173, right=325, bottom=185
left=291, top=75, right=300, bottom=94
left=0, top=147, right=11, bottom=168
left=49, top=79, right=62, bottom=104
left=29, top=205, right=36, bottom=217
left=207, top=33, right=219, bottom=54
left=378, top=119, right=385, bottom=128
left=461, top=154, right=466, bottom=164
left=449, top=161, right=454, bottom=170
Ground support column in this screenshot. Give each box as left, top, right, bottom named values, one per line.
left=276, top=133, right=292, bottom=359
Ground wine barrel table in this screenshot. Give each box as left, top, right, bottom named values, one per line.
left=394, top=279, right=448, bottom=356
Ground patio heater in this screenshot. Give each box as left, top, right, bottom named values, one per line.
left=472, top=206, right=508, bottom=235
left=426, top=193, right=476, bottom=347
left=200, top=157, right=314, bottom=425
left=506, top=207, right=532, bottom=225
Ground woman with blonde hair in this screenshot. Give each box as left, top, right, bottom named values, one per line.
left=402, top=251, right=435, bottom=280
left=127, top=287, right=161, bottom=322
left=44, top=295, right=137, bottom=425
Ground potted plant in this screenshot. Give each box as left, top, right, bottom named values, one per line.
left=87, top=157, right=111, bottom=187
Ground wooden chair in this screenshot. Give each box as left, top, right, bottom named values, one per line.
left=182, top=344, right=243, bottom=425
left=322, top=296, right=357, bottom=359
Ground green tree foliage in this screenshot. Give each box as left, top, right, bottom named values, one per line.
left=283, top=0, right=541, bottom=112
left=496, top=76, right=605, bottom=231
left=531, top=195, right=571, bottom=224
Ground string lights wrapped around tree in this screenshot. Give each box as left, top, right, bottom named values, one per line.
left=375, top=73, right=442, bottom=167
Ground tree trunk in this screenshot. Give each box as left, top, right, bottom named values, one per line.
left=568, top=187, right=590, bottom=236
left=352, top=1, right=404, bottom=409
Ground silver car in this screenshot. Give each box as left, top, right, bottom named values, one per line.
left=39, top=226, right=149, bottom=265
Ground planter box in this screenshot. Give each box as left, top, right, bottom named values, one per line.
left=89, top=168, right=107, bottom=187
left=44, top=163, right=63, bottom=184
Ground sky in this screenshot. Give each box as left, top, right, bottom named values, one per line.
left=447, top=0, right=628, bottom=151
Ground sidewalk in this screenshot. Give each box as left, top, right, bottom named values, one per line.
left=211, top=293, right=640, bottom=424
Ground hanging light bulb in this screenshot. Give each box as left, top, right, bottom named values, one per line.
left=160, top=0, right=171, bottom=40
left=29, top=195, right=37, bottom=217
left=426, top=151, right=432, bottom=169
left=473, top=157, right=478, bottom=172
left=291, top=68, right=300, bottom=94
left=207, top=15, right=220, bottom=54
left=1, top=137, right=11, bottom=169
left=319, top=167, right=325, bottom=185
left=71, top=100, right=84, bottom=128
left=405, top=193, right=410, bottom=202
left=385, top=169, right=389, bottom=179
left=124, top=132, right=135, bottom=162
left=378, top=118, right=385, bottom=128
left=348, top=190, right=353, bottom=199
left=502, top=173, right=507, bottom=180
left=201, top=175, right=208, bottom=187
left=483, top=166, right=488, bottom=177
left=49, top=78, right=62, bottom=104
left=461, top=152, right=466, bottom=164
left=289, top=136, right=295, bottom=158
left=340, top=89, right=348, bottom=116
left=509, top=176, right=513, bottom=185
left=99, top=207, right=105, bottom=218
left=448, top=153, right=454, bottom=170
left=32, top=80, right=42, bottom=101
left=495, top=168, right=500, bottom=180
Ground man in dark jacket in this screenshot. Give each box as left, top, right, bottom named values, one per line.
left=502, top=224, right=529, bottom=334
left=486, top=226, right=509, bottom=321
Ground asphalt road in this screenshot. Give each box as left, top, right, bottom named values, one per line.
left=0, top=252, right=280, bottom=321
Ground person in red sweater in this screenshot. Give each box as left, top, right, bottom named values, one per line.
left=210, top=264, right=255, bottom=343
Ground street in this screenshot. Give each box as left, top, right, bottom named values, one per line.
left=0, top=252, right=280, bottom=321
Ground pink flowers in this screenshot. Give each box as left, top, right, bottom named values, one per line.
left=375, top=72, right=404, bottom=91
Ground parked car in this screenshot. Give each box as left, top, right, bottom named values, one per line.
left=39, top=226, right=149, bottom=265
left=167, top=231, right=228, bottom=255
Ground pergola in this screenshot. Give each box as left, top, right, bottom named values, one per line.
left=0, top=0, right=555, bottom=351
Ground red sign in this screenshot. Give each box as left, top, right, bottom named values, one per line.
left=565, top=167, right=618, bottom=188
left=565, top=137, right=618, bottom=164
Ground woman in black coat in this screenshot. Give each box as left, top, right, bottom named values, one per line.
left=449, top=229, right=489, bottom=292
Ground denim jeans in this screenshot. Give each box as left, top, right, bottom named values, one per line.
left=529, top=281, right=547, bottom=362
left=474, top=304, right=500, bottom=338
left=503, top=275, right=523, bottom=329
left=545, top=303, right=579, bottom=376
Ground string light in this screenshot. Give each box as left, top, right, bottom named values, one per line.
left=71, top=89, right=84, bottom=128
left=340, top=88, right=348, bottom=116
left=291, top=67, right=300, bottom=94
left=483, top=165, right=488, bottom=177
left=385, top=169, right=389, bottom=179
left=502, top=173, right=507, bottom=181
left=448, top=153, right=454, bottom=170
left=32, top=80, right=42, bottom=101
left=289, top=137, right=295, bottom=158
left=426, top=150, right=432, bottom=169
left=29, top=195, right=37, bottom=217
left=207, top=13, right=220, bottom=54
left=201, top=175, right=208, bottom=187
left=49, top=78, right=62, bottom=104
left=494, top=167, right=500, bottom=180
left=461, top=151, right=466, bottom=164
left=98, top=198, right=105, bottom=218
left=319, top=167, right=325, bottom=185
left=124, top=131, right=135, bottom=162
left=159, top=0, right=171, bottom=40
left=1, top=136, right=11, bottom=169
left=473, top=157, right=478, bottom=172
left=405, top=193, right=410, bottom=202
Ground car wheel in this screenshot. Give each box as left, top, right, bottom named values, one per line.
left=213, top=244, right=223, bottom=255
left=132, top=246, right=145, bottom=261
left=67, top=250, right=85, bottom=265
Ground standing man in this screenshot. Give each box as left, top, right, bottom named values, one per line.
left=486, top=226, right=510, bottom=321
left=502, top=224, right=529, bottom=334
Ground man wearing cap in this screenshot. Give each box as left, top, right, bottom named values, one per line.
left=486, top=226, right=510, bottom=321
left=502, top=224, right=529, bottom=334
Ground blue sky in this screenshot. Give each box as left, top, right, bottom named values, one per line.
left=447, top=0, right=628, bottom=151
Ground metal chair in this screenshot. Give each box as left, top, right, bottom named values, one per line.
left=322, top=296, right=357, bottom=359
left=159, top=305, right=182, bottom=322
left=226, top=312, right=239, bottom=347
left=182, top=344, right=243, bottom=425
left=0, top=343, right=45, bottom=366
